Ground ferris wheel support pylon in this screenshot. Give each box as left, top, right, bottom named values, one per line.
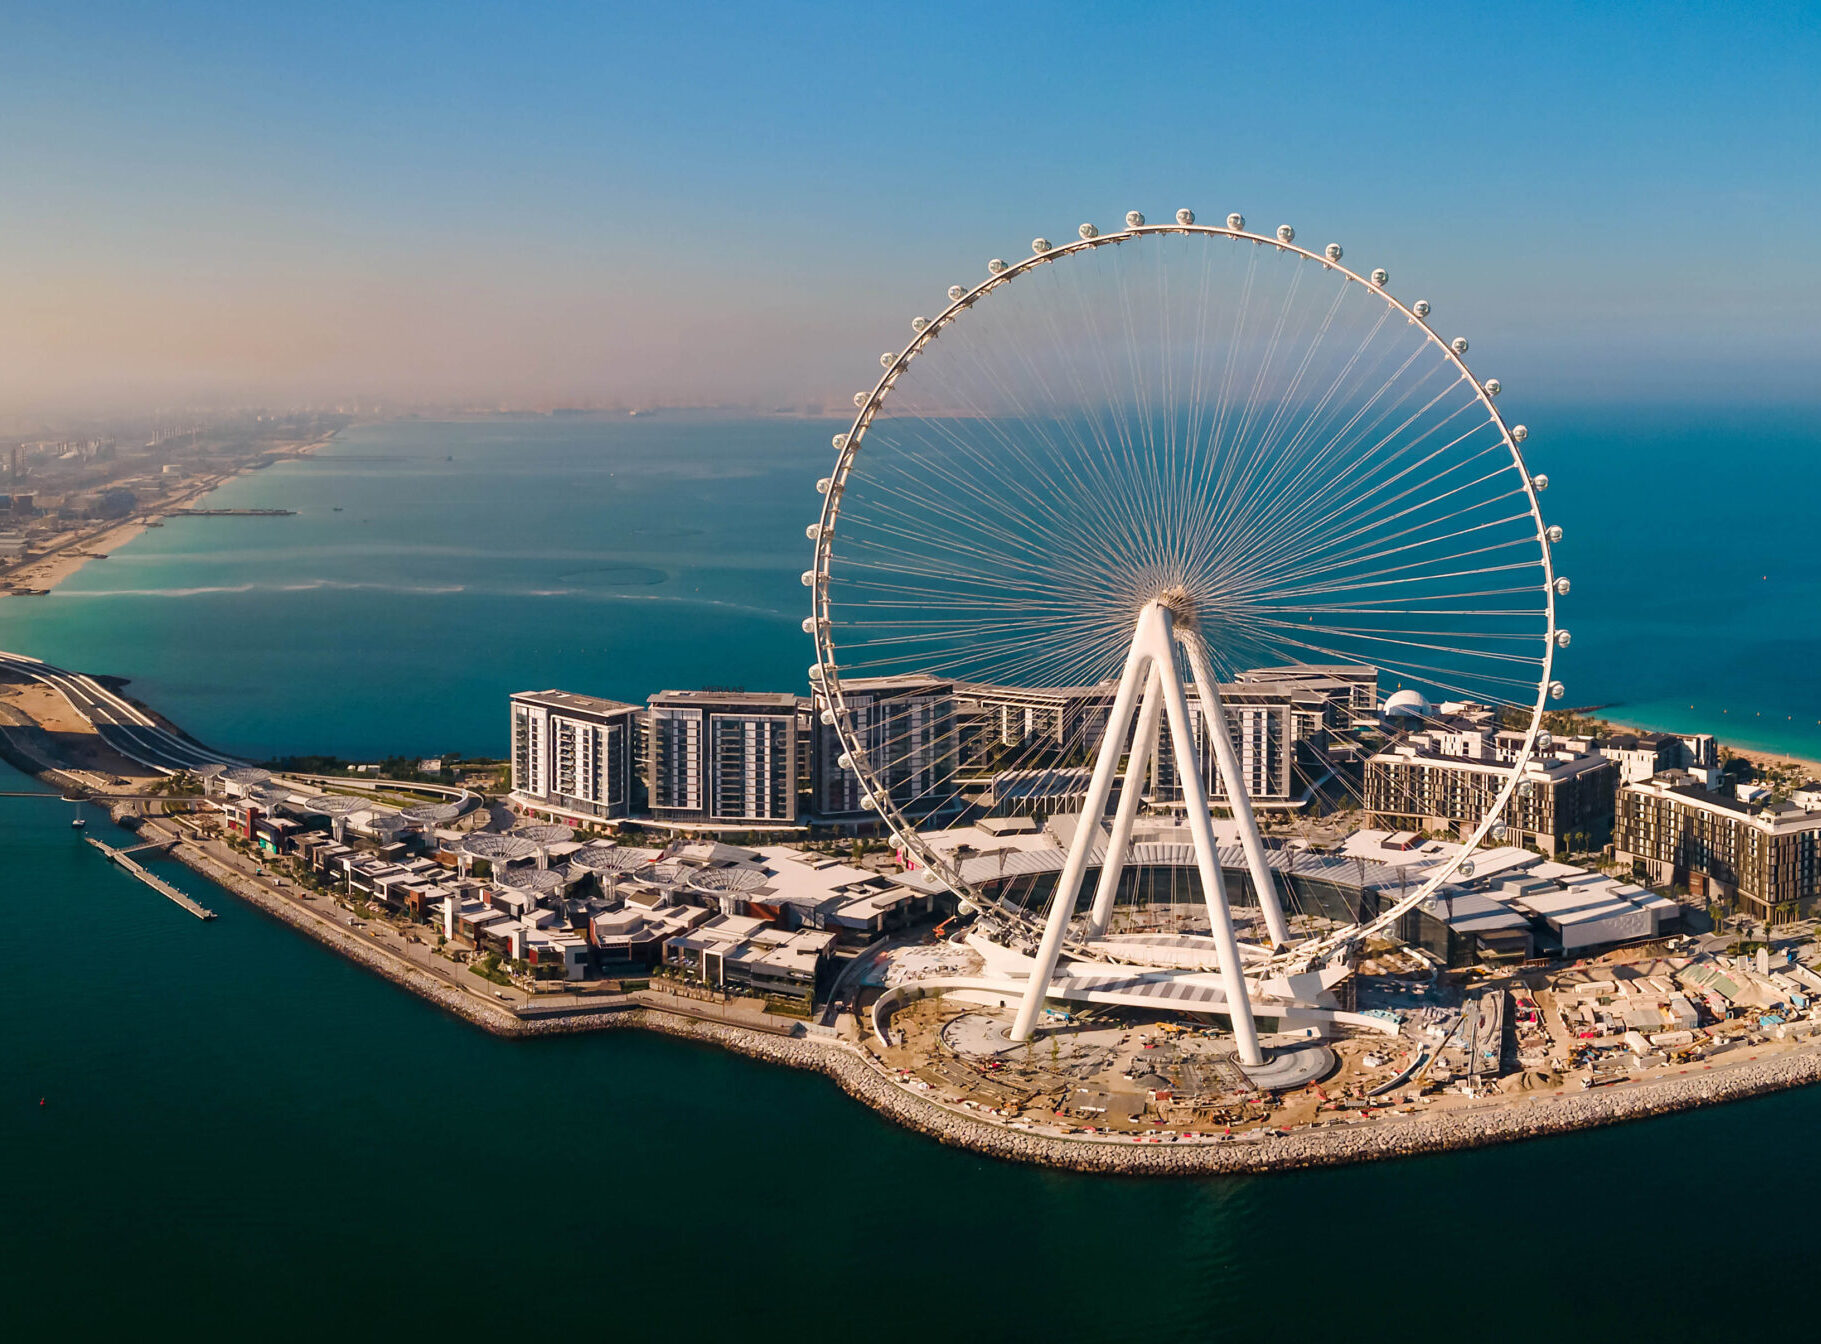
left=1180, top=629, right=1293, bottom=948
left=1084, top=664, right=1163, bottom=939
left=1011, top=600, right=1265, bottom=1066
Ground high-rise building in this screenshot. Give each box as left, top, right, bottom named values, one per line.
left=811, top=675, right=958, bottom=819
left=509, top=690, right=641, bottom=821
left=647, top=691, right=800, bottom=825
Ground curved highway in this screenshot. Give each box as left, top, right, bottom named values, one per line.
left=0, top=650, right=245, bottom=774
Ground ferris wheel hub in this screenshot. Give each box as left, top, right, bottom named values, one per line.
left=1150, top=585, right=1201, bottom=630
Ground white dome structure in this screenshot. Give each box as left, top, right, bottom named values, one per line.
left=1383, top=688, right=1433, bottom=719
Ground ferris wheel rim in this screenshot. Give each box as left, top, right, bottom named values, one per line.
left=808, top=214, right=1560, bottom=969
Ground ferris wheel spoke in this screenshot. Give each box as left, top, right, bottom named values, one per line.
left=1256, top=535, right=1545, bottom=604
left=1191, top=301, right=1403, bottom=559
left=1249, top=491, right=1536, bottom=591
left=1255, top=424, right=1512, bottom=573
left=1221, top=387, right=1493, bottom=576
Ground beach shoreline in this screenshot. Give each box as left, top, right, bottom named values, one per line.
left=1, top=431, right=339, bottom=598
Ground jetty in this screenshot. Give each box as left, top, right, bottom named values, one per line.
left=163, top=507, right=295, bottom=517
left=85, top=834, right=215, bottom=920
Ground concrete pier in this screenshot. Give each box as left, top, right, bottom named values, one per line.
left=85, top=834, right=216, bottom=920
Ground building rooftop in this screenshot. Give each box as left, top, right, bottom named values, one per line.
left=649, top=689, right=800, bottom=709
left=510, top=688, right=640, bottom=716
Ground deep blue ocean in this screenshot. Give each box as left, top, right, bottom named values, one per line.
left=3, top=408, right=1819, bottom=1341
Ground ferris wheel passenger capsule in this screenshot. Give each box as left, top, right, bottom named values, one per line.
left=879, top=352, right=894, bottom=368
left=1511, top=424, right=1528, bottom=442
left=800, top=570, right=817, bottom=587
left=1491, top=823, right=1509, bottom=841
left=832, top=433, right=847, bottom=450
left=852, top=393, right=867, bottom=409
left=1451, top=337, right=1469, bottom=355
left=859, top=793, right=877, bottom=811
left=819, top=708, right=836, bottom=726
left=808, top=664, right=824, bottom=682
left=1556, top=630, right=1572, bottom=648
left=805, top=523, right=823, bottom=540
left=815, top=477, right=832, bottom=495
left=1484, top=378, right=1501, bottom=397
left=1370, top=268, right=1389, bottom=286
left=836, top=753, right=852, bottom=770
left=1532, top=472, right=1549, bottom=491
left=1325, top=243, right=1343, bottom=262
left=1078, top=223, right=1099, bottom=240
left=1125, top=211, right=1145, bottom=228
left=1227, top=213, right=1245, bottom=230
left=1549, top=681, right=1566, bottom=701
left=947, top=285, right=965, bottom=302
left=800, top=616, right=820, bottom=634
left=1276, top=224, right=1295, bottom=243
left=1537, top=732, right=1553, bottom=750
left=911, top=316, right=930, bottom=333
left=1413, top=299, right=1431, bottom=319
left=1546, top=524, right=1564, bottom=543
left=1175, top=208, right=1195, bottom=225
left=1554, top=576, right=1571, bottom=596
left=987, top=258, right=1008, bottom=274
left=1032, top=238, right=1050, bottom=254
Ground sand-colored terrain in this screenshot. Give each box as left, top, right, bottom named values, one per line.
left=0, top=674, right=161, bottom=784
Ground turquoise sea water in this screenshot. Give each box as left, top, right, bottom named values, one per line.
left=0, top=408, right=1815, bottom=762
left=4, top=407, right=1820, bottom=1340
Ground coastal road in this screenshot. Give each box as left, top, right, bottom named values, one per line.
left=0, top=650, right=244, bottom=775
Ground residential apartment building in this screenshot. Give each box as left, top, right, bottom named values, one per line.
left=1366, top=735, right=1617, bottom=855
left=956, top=680, right=1118, bottom=765
left=647, top=690, right=800, bottom=826
left=810, top=674, right=958, bottom=819
left=509, top=689, right=641, bottom=822
left=1614, top=773, right=1821, bottom=924
left=1236, top=663, right=1379, bottom=717
left=1150, top=678, right=1344, bottom=805
left=1595, top=731, right=1681, bottom=783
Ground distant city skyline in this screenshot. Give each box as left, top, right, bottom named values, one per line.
left=1, top=0, right=1816, bottom=416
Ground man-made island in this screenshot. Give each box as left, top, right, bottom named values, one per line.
left=5, top=653, right=1821, bottom=1175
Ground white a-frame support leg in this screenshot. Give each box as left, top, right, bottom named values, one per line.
left=1006, top=619, right=1149, bottom=1044
left=1180, top=629, right=1292, bottom=947
left=1085, top=664, right=1162, bottom=938
left=1009, top=601, right=1264, bottom=1067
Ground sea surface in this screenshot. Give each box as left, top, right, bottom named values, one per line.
left=4, top=408, right=1820, bottom=1340
left=1, top=408, right=1815, bottom=762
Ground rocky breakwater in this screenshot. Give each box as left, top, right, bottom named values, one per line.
left=805, top=1047, right=1821, bottom=1175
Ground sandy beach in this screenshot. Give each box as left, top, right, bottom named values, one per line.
left=1, top=432, right=339, bottom=597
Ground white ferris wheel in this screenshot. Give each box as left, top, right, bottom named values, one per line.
left=806, top=209, right=1566, bottom=1062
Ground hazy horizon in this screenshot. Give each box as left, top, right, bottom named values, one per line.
left=3, top=1, right=1817, bottom=420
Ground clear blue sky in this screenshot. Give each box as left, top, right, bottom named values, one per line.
left=1, top=0, right=1815, bottom=414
